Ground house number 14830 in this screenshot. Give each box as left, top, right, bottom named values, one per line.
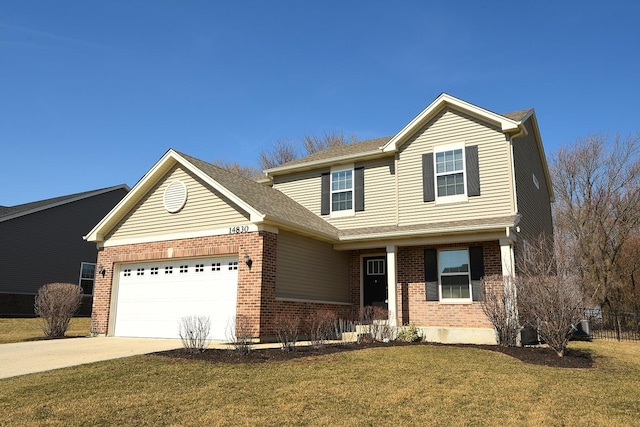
left=229, top=226, right=249, bottom=234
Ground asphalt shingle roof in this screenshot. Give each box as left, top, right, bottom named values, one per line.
left=0, top=187, right=123, bottom=221
left=272, top=109, right=531, bottom=170
left=176, top=151, right=340, bottom=239
left=272, top=136, right=393, bottom=169
left=501, top=108, right=533, bottom=122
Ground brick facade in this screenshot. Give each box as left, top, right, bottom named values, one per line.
left=349, top=240, right=502, bottom=329
left=92, top=231, right=357, bottom=341
left=91, top=232, right=269, bottom=337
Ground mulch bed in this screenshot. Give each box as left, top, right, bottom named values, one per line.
left=155, top=340, right=594, bottom=369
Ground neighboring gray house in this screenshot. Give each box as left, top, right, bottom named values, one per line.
left=0, top=185, right=129, bottom=316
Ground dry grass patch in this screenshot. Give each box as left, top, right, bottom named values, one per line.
left=0, top=318, right=91, bottom=344
left=0, top=340, right=639, bottom=426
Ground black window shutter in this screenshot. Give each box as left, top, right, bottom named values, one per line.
left=469, top=245, right=484, bottom=301
left=355, top=167, right=364, bottom=212
left=466, top=145, right=480, bottom=197
left=423, top=153, right=435, bottom=202
left=321, top=172, right=330, bottom=215
left=424, top=248, right=439, bottom=301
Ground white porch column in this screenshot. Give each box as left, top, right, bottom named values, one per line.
left=499, top=237, right=515, bottom=277
left=500, top=237, right=518, bottom=344
left=386, top=245, right=398, bottom=327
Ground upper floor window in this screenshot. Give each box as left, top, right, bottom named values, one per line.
left=435, top=148, right=465, bottom=197
left=321, top=165, right=364, bottom=216
left=423, top=144, right=480, bottom=203
left=331, top=166, right=354, bottom=214
left=79, top=262, right=96, bottom=295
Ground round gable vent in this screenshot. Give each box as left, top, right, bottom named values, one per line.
left=163, top=180, right=188, bottom=213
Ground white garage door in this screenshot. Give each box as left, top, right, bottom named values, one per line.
left=114, top=256, right=238, bottom=340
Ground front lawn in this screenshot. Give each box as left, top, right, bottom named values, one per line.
left=1, top=340, right=639, bottom=426
left=0, top=318, right=91, bottom=344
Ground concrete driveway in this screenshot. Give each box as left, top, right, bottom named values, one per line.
left=0, top=337, right=185, bottom=379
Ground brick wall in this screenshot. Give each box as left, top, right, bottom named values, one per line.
left=92, top=230, right=356, bottom=341
left=91, top=232, right=270, bottom=336
left=348, top=241, right=502, bottom=329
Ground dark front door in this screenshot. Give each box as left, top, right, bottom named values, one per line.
left=363, top=256, right=388, bottom=309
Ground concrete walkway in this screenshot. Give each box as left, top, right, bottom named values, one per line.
left=0, top=337, right=186, bottom=379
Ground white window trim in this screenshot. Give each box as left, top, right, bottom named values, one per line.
left=78, top=262, right=96, bottom=296
left=438, top=248, right=472, bottom=303
left=330, top=164, right=355, bottom=217
left=366, top=259, right=385, bottom=275
left=434, top=142, right=468, bottom=205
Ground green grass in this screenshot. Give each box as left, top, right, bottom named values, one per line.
left=1, top=340, right=639, bottom=426
left=0, top=318, right=91, bottom=344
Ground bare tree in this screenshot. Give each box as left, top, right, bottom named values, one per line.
left=259, top=138, right=298, bottom=170
left=552, top=133, right=640, bottom=314
left=212, top=159, right=260, bottom=179
left=302, top=130, right=358, bottom=154
left=258, top=131, right=359, bottom=170
left=516, top=234, right=586, bottom=357
left=480, top=274, right=519, bottom=347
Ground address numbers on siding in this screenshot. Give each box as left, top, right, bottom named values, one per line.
left=229, top=226, right=249, bottom=234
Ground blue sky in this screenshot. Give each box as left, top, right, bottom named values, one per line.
left=2, top=1, right=639, bottom=206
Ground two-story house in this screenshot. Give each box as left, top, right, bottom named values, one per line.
left=85, top=93, right=553, bottom=344
left=1, top=185, right=129, bottom=316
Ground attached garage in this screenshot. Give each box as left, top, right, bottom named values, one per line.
left=113, top=256, right=238, bottom=340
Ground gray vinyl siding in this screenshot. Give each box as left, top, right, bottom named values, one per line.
left=397, top=107, right=514, bottom=225
left=108, top=165, right=250, bottom=241
left=0, top=188, right=127, bottom=299
left=512, top=117, right=553, bottom=242
left=275, top=230, right=350, bottom=302
left=273, top=158, right=397, bottom=229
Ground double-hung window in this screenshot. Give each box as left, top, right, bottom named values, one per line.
left=79, top=262, right=96, bottom=295
left=434, top=143, right=466, bottom=203
left=422, top=143, right=479, bottom=203
left=330, top=166, right=354, bottom=215
left=438, top=249, right=471, bottom=301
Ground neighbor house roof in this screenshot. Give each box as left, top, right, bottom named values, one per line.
left=0, top=185, right=130, bottom=224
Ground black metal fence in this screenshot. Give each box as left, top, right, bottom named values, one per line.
left=583, top=308, right=640, bottom=341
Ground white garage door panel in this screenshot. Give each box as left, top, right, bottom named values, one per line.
left=114, top=257, right=238, bottom=340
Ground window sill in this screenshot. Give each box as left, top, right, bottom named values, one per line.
left=330, top=209, right=355, bottom=219
left=434, top=195, right=469, bottom=206
left=438, top=299, right=473, bottom=305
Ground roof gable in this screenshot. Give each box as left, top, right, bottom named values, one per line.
left=85, top=150, right=339, bottom=243
left=382, top=93, right=523, bottom=153
left=265, top=94, right=530, bottom=177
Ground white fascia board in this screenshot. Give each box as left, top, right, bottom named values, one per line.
left=259, top=214, right=338, bottom=243
left=171, top=151, right=265, bottom=222
left=84, top=151, right=180, bottom=242
left=264, top=150, right=388, bottom=177
left=382, top=93, right=522, bottom=153
left=334, top=230, right=509, bottom=251
left=338, top=221, right=516, bottom=243
left=85, top=149, right=265, bottom=242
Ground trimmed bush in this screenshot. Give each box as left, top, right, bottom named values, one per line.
left=34, top=283, right=82, bottom=338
